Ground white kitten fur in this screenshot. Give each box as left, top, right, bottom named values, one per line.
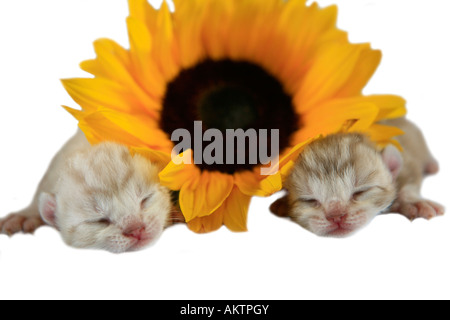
left=40, top=142, right=171, bottom=253
left=285, top=133, right=398, bottom=237
left=273, top=118, right=444, bottom=237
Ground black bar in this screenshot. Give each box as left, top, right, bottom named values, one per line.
left=150, top=301, right=305, bottom=318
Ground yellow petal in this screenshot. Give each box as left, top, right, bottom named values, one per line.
left=159, top=150, right=201, bottom=190
left=179, top=171, right=234, bottom=222
left=173, top=0, right=207, bottom=68
left=128, top=0, right=160, bottom=36
left=186, top=209, right=224, bottom=234
left=279, top=160, right=296, bottom=181
left=187, top=186, right=252, bottom=234
left=256, top=139, right=314, bottom=196
left=336, top=48, right=382, bottom=97
left=369, top=95, right=407, bottom=121
left=71, top=108, right=173, bottom=152
left=264, top=138, right=314, bottom=176
left=278, top=0, right=308, bottom=32
left=276, top=3, right=344, bottom=94
left=79, top=112, right=149, bottom=147
left=234, top=138, right=312, bottom=197
left=201, top=0, right=234, bottom=60
left=63, top=106, right=86, bottom=121
left=222, top=187, right=252, bottom=232
left=80, top=59, right=109, bottom=78
left=293, top=98, right=379, bottom=142
left=295, top=43, right=371, bottom=113
left=127, top=17, right=166, bottom=99
left=365, top=124, right=405, bottom=147
left=128, top=0, right=152, bottom=25
left=256, top=173, right=283, bottom=197
left=129, top=147, right=172, bottom=169
left=153, top=1, right=180, bottom=81
left=260, top=141, right=313, bottom=196
left=282, top=3, right=339, bottom=54
left=61, top=78, right=158, bottom=115
left=225, top=0, right=280, bottom=62
left=87, top=40, right=154, bottom=109
left=97, top=109, right=173, bottom=152
left=234, top=170, right=261, bottom=197
left=127, top=16, right=152, bottom=65
left=92, top=38, right=133, bottom=80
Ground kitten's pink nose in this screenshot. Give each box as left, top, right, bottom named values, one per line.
left=326, top=213, right=347, bottom=224
left=326, top=202, right=347, bottom=224
left=123, top=225, right=146, bottom=240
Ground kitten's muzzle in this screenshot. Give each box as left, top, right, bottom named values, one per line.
left=123, top=224, right=147, bottom=240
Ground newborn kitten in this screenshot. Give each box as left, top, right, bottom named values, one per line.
left=271, top=118, right=444, bottom=237
left=0, top=131, right=178, bottom=253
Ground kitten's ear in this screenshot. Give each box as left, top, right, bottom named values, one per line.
left=270, top=196, right=291, bottom=218
left=39, top=193, right=58, bottom=228
left=382, top=145, right=403, bottom=180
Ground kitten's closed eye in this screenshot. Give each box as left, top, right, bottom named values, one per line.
left=140, top=194, right=154, bottom=209
left=298, top=198, right=321, bottom=208
left=96, top=218, right=111, bottom=226
left=352, top=186, right=382, bottom=201
left=85, top=218, right=111, bottom=227
left=352, top=189, right=371, bottom=200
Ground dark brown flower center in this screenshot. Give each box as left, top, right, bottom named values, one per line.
left=160, top=59, right=298, bottom=174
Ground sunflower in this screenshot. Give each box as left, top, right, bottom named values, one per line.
left=62, top=0, right=406, bottom=233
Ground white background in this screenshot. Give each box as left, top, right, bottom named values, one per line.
left=0, top=0, right=449, bottom=300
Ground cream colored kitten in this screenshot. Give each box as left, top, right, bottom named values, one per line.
left=0, top=131, right=176, bottom=253
left=271, top=118, right=444, bottom=237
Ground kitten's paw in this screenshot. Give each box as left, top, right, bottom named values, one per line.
left=391, top=198, right=445, bottom=221
left=0, top=213, right=45, bottom=236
